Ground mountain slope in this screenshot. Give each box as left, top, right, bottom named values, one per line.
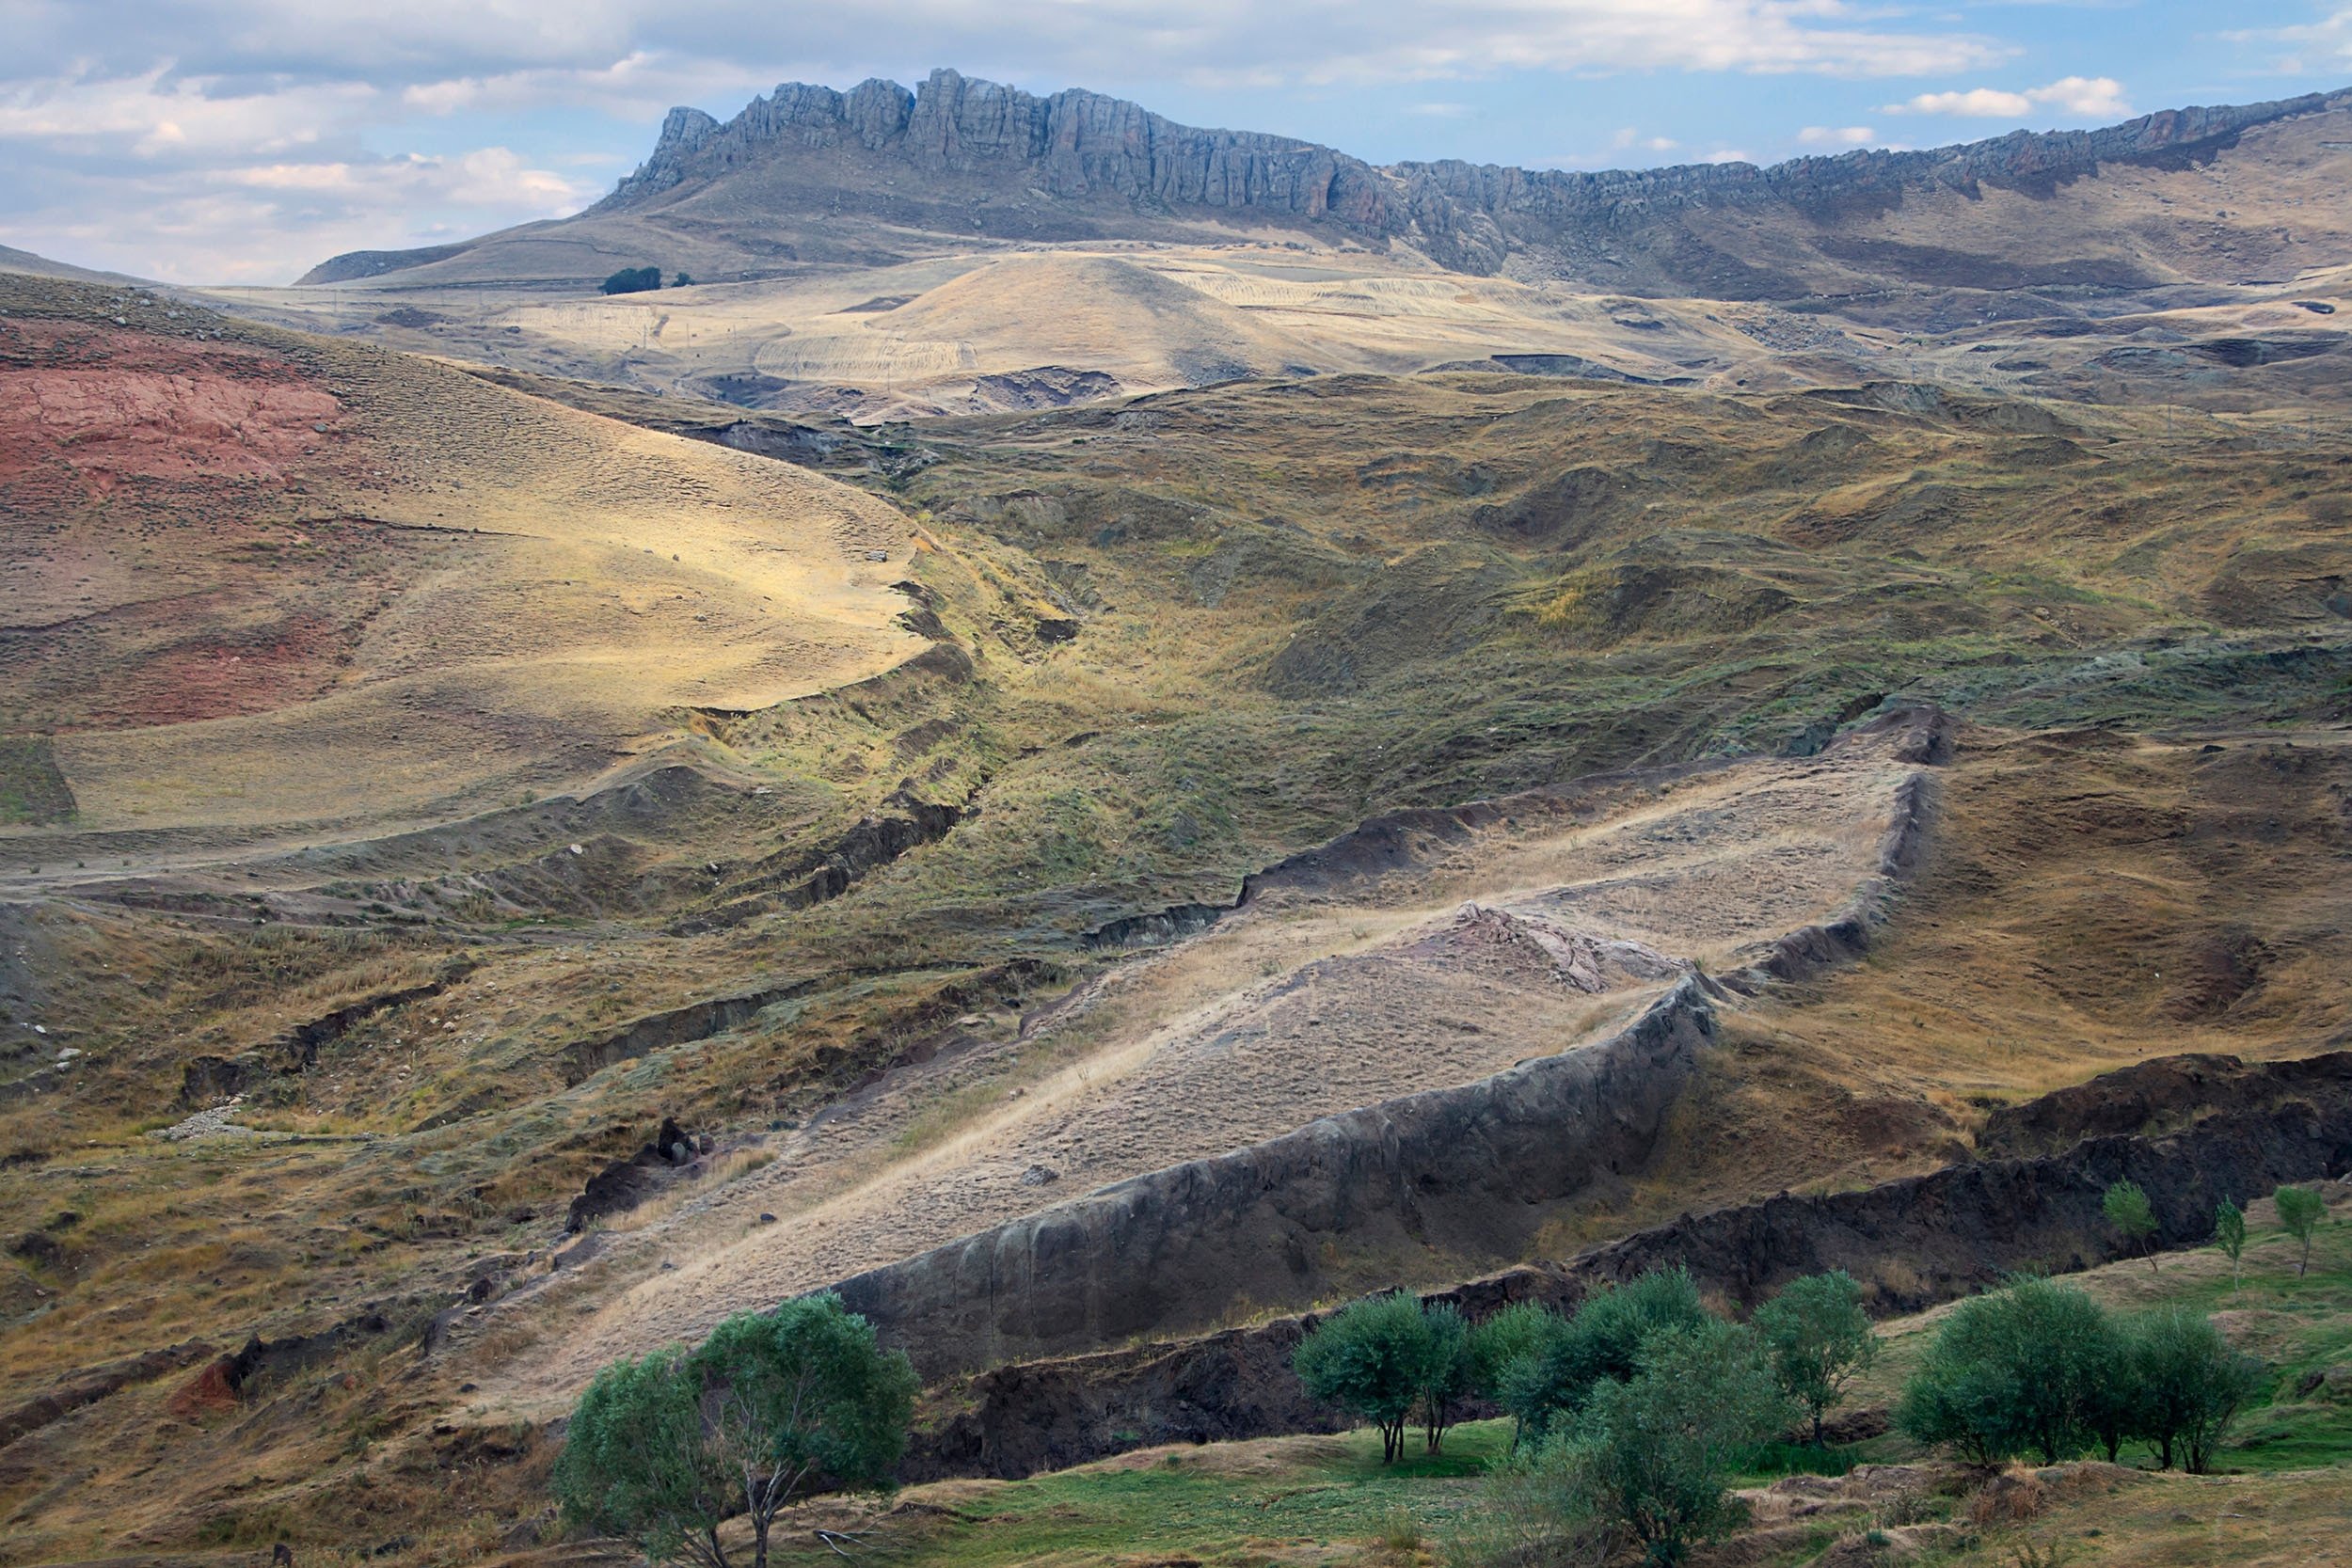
left=301, top=70, right=2352, bottom=299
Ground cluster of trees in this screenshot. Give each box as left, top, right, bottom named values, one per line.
left=1898, top=1275, right=2261, bottom=1473
left=598, top=265, right=694, bottom=294
left=1295, top=1268, right=1874, bottom=1563
left=552, top=1294, right=917, bottom=1568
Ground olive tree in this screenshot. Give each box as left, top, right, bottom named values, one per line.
left=1753, top=1270, right=1877, bottom=1448
left=553, top=1294, right=917, bottom=1568
left=1499, top=1268, right=1711, bottom=1443
left=1470, top=1299, right=1569, bottom=1449
left=1415, top=1301, right=1475, bottom=1453
left=553, top=1346, right=732, bottom=1568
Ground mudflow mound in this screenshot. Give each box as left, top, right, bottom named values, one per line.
left=469, top=721, right=1927, bottom=1410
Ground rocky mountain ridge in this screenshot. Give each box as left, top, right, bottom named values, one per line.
left=592, top=68, right=2342, bottom=281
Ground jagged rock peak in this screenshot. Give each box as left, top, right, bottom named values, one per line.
left=598, top=67, right=1400, bottom=235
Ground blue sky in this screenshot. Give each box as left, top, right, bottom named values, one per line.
left=2, top=0, right=2346, bottom=283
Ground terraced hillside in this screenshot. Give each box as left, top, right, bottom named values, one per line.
left=2, top=245, right=2350, bottom=1566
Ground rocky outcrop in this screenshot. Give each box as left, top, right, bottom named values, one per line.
left=599, top=68, right=1400, bottom=236
left=1977, top=1050, right=2352, bottom=1159
left=832, top=976, right=1715, bottom=1379
left=899, top=1051, right=2352, bottom=1481
left=564, top=1117, right=710, bottom=1231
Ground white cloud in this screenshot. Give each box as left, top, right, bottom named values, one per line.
left=1407, top=102, right=1470, bottom=117
left=13, top=2, right=2012, bottom=97
left=1701, top=148, right=1754, bottom=165
left=1887, top=74, right=2131, bottom=120
left=2222, top=8, right=2352, bottom=67
left=1797, top=124, right=1875, bottom=147
left=0, top=67, right=594, bottom=280
left=1610, top=127, right=1680, bottom=151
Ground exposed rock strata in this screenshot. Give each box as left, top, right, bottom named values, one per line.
left=831, top=976, right=1716, bottom=1378
left=902, top=1053, right=2352, bottom=1480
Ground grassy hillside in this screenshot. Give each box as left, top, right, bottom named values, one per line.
left=4, top=255, right=2351, bottom=1562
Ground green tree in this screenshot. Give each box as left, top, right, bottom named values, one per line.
left=1469, top=1300, right=1568, bottom=1449
left=553, top=1347, right=732, bottom=1568
left=2127, top=1306, right=2263, bottom=1473
left=553, top=1295, right=916, bottom=1568
left=601, top=264, right=662, bottom=294
left=2276, top=1185, right=2327, bottom=1277
left=1294, top=1292, right=1438, bottom=1463
left=1753, top=1270, right=1877, bottom=1447
left=2215, top=1199, right=2248, bottom=1294
left=2103, top=1180, right=2161, bottom=1273
left=1896, top=1277, right=2120, bottom=1465
left=1502, top=1268, right=1712, bottom=1442
left=690, top=1297, right=918, bottom=1568
left=1549, top=1319, right=1790, bottom=1565
left=1416, top=1302, right=1475, bottom=1453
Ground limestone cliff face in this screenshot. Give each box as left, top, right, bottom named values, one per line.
left=601, top=67, right=1404, bottom=235
left=597, top=69, right=2342, bottom=283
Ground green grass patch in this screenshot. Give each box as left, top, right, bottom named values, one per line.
left=775, top=1421, right=1516, bottom=1567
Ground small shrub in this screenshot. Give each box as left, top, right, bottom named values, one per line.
left=1548, top=1318, right=1792, bottom=1565
left=2008, top=1539, right=2069, bottom=1568
left=1966, top=1469, right=2048, bottom=1529
left=1376, top=1506, right=1424, bottom=1553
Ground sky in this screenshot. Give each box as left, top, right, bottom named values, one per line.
left=2, top=1, right=2348, bottom=285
